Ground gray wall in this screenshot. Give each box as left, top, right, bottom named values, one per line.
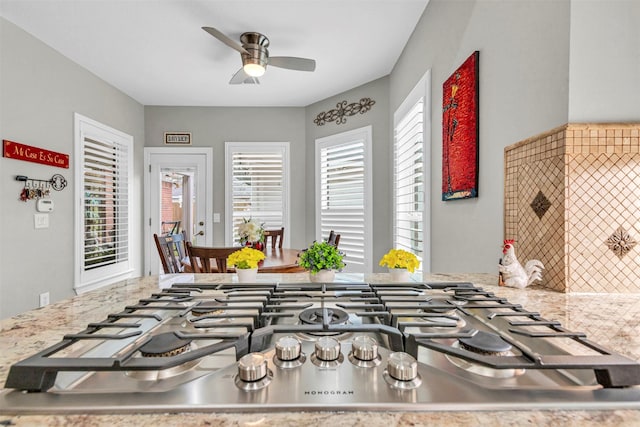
left=2, top=0, right=638, bottom=319
left=390, top=0, right=572, bottom=272
left=144, top=106, right=307, bottom=249
left=305, top=76, right=390, bottom=271
left=568, top=0, right=640, bottom=121
left=0, top=18, right=145, bottom=319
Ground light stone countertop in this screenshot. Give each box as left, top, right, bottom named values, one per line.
left=1, top=272, right=639, bottom=426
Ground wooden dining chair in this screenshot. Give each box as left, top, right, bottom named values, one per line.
left=327, top=230, right=341, bottom=248
left=154, top=232, right=187, bottom=274
left=161, top=220, right=181, bottom=235
left=263, top=227, right=285, bottom=249
left=186, top=242, right=239, bottom=273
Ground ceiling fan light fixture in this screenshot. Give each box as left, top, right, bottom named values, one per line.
left=203, top=27, right=316, bottom=84
left=241, top=41, right=268, bottom=77
left=243, top=63, right=265, bottom=77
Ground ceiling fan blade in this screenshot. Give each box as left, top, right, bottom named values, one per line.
left=202, top=26, right=248, bottom=54
left=268, top=56, right=316, bottom=72
left=229, top=68, right=260, bottom=85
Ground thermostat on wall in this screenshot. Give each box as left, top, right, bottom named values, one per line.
left=36, top=199, right=54, bottom=212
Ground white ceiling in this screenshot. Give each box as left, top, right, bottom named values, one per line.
left=0, top=0, right=429, bottom=107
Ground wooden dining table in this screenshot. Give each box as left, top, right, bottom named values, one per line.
left=182, top=247, right=305, bottom=273
left=255, top=247, right=305, bottom=273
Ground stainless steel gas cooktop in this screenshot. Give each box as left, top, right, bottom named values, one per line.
left=1, top=281, right=640, bottom=414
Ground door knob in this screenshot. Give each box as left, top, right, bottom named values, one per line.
left=195, top=231, right=204, bottom=236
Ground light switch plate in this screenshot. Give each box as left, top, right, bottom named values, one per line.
left=213, top=213, right=221, bottom=223
left=39, top=292, right=50, bottom=307
left=34, top=213, right=49, bottom=229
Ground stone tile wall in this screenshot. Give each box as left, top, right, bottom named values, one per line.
left=504, top=123, right=640, bottom=293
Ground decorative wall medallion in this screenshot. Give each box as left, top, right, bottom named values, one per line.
left=530, top=190, right=551, bottom=219
left=314, top=98, right=376, bottom=126
left=606, top=226, right=637, bottom=258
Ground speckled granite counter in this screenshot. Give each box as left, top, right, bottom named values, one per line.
left=1, top=273, right=639, bottom=426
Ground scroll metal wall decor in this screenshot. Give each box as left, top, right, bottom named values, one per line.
left=314, top=98, right=376, bottom=126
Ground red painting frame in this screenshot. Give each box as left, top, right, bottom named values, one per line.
left=442, top=51, right=479, bottom=201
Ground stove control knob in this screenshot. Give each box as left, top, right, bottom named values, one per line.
left=352, top=335, right=378, bottom=361
left=237, top=353, right=268, bottom=382
left=315, top=336, right=341, bottom=361
left=387, top=352, right=418, bottom=381
left=275, top=336, right=302, bottom=361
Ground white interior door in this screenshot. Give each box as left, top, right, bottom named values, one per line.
left=144, top=147, right=213, bottom=275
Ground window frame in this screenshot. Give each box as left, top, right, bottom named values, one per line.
left=393, top=71, right=431, bottom=272
left=74, top=113, right=134, bottom=294
left=315, top=125, right=372, bottom=273
left=224, top=142, right=290, bottom=246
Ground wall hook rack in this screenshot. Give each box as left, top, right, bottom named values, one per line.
left=15, top=174, right=67, bottom=191
left=16, top=174, right=67, bottom=202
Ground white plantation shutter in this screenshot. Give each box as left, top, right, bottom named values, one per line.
left=393, top=72, right=430, bottom=272
left=316, top=126, right=372, bottom=272
left=83, top=137, right=130, bottom=269
left=394, top=99, right=424, bottom=262
left=225, top=143, right=289, bottom=245
left=75, top=114, right=133, bottom=293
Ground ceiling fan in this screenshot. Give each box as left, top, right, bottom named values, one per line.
left=202, top=26, right=316, bottom=85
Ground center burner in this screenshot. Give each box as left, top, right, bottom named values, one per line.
left=297, top=307, right=351, bottom=338
left=299, top=307, right=349, bottom=325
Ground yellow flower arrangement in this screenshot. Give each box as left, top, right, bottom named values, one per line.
left=227, top=247, right=266, bottom=270
left=379, top=249, right=419, bottom=273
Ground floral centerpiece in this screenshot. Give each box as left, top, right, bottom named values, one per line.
left=237, top=217, right=265, bottom=249
left=379, top=249, right=419, bottom=282
left=227, top=247, right=266, bottom=283
left=227, top=247, right=266, bottom=270
left=298, top=241, right=345, bottom=282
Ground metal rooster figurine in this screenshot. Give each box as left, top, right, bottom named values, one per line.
left=498, top=239, right=544, bottom=288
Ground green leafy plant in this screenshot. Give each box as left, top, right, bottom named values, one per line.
left=298, top=241, right=346, bottom=274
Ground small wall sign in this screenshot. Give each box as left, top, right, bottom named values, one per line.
left=164, top=132, right=192, bottom=145
left=3, top=140, right=69, bottom=169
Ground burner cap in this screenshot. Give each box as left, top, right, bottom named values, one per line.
left=459, top=331, right=512, bottom=354
left=299, top=307, right=349, bottom=325
left=419, top=299, right=453, bottom=314
left=140, top=332, right=192, bottom=357
left=191, top=302, right=224, bottom=316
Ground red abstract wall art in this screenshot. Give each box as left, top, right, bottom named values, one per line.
left=442, top=51, right=479, bottom=201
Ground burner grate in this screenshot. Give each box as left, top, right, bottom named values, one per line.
left=4, top=280, right=640, bottom=396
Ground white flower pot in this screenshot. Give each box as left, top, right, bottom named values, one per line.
left=389, top=268, right=410, bottom=282
left=310, top=269, right=335, bottom=283
left=237, top=268, right=258, bottom=283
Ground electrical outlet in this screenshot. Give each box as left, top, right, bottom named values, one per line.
left=39, top=292, right=50, bottom=307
